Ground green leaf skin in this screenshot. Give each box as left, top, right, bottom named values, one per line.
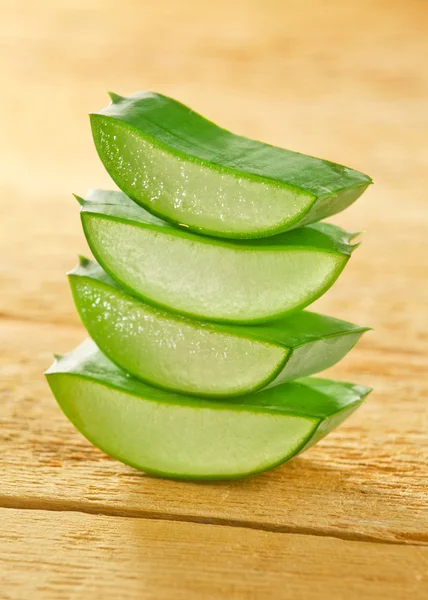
left=45, top=340, right=371, bottom=480
left=90, top=91, right=371, bottom=239
left=69, top=257, right=369, bottom=397
left=78, top=189, right=359, bottom=324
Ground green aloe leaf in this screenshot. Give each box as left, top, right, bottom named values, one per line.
left=69, top=257, right=369, bottom=397
left=90, top=91, right=371, bottom=239
left=78, top=189, right=359, bottom=324
left=45, top=340, right=371, bottom=480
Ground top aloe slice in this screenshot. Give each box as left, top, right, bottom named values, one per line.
left=46, top=340, right=371, bottom=480
left=90, top=91, right=371, bottom=239
left=78, top=189, right=359, bottom=324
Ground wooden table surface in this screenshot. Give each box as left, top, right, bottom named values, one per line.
left=1, top=1, right=427, bottom=598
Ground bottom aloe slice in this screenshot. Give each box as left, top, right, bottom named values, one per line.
left=78, top=189, right=358, bottom=324
left=46, top=340, right=371, bottom=480
left=69, top=257, right=369, bottom=397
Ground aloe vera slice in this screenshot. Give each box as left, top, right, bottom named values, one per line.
left=69, top=257, right=369, bottom=397
left=90, top=92, right=371, bottom=239
left=45, top=340, right=371, bottom=480
left=79, top=189, right=359, bottom=324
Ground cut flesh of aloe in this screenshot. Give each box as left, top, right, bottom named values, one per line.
left=69, top=257, right=369, bottom=397
left=90, top=92, right=371, bottom=239
left=45, top=340, right=371, bottom=480
left=78, top=189, right=359, bottom=324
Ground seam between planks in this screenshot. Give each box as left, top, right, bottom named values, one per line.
left=2, top=313, right=427, bottom=548
left=0, top=496, right=426, bottom=547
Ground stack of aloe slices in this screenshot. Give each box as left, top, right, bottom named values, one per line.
left=46, top=91, right=373, bottom=480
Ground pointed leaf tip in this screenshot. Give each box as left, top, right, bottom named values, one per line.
left=78, top=255, right=91, bottom=267
left=73, top=193, right=85, bottom=206
left=107, top=91, right=124, bottom=104
left=67, top=256, right=91, bottom=278
left=350, top=231, right=364, bottom=242
left=350, top=241, right=362, bottom=254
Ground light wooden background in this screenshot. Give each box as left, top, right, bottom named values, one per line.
left=1, top=1, right=427, bottom=598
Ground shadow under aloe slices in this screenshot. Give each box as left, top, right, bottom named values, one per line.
left=90, top=91, right=371, bottom=238
left=45, top=340, right=372, bottom=480
left=69, top=257, right=369, bottom=397
left=78, top=189, right=360, bottom=324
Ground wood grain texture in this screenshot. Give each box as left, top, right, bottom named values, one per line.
left=1, top=508, right=427, bottom=600
left=1, top=319, right=427, bottom=544
left=1, top=0, right=428, bottom=597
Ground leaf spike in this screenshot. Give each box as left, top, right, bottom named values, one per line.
left=349, top=231, right=364, bottom=242
left=73, top=193, right=85, bottom=206
left=107, top=91, right=124, bottom=104
left=78, top=255, right=91, bottom=267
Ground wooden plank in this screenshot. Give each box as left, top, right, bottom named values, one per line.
left=1, top=508, right=427, bottom=600
left=1, top=1, right=428, bottom=589
left=1, top=319, right=427, bottom=544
